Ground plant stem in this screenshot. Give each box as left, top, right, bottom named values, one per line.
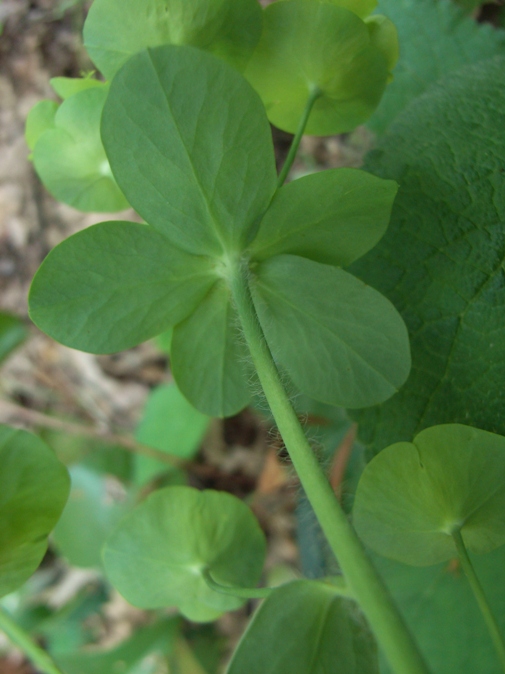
left=277, top=86, right=322, bottom=187
left=452, top=530, right=505, bottom=672
left=230, top=265, right=430, bottom=674
left=0, top=607, right=65, bottom=674
left=203, top=568, right=272, bottom=599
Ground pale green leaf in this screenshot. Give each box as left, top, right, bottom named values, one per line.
left=245, top=0, right=390, bottom=135
left=53, top=465, right=132, bottom=568
left=25, top=100, right=58, bottom=152
left=350, top=57, right=505, bottom=453
left=171, top=281, right=250, bottom=417
left=0, top=426, right=70, bottom=598
left=227, top=580, right=379, bottom=674
left=369, top=0, right=505, bottom=133
left=134, top=382, right=210, bottom=484
left=250, top=169, right=397, bottom=267
left=252, top=255, right=410, bottom=408
left=29, top=221, right=216, bottom=354
left=50, top=76, right=105, bottom=100
left=353, top=424, right=505, bottom=566
left=83, top=0, right=262, bottom=80
left=102, top=45, right=277, bottom=256
left=103, top=486, right=266, bottom=622
left=32, top=87, right=128, bottom=212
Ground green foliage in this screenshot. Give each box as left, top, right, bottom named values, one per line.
left=83, top=0, right=262, bottom=80
left=369, top=0, right=505, bottom=133
left=0, top=426, right=69, bottom=598
left=25, top=101, right=58, bottom=152
left=351, top=56, right=505, bottom=453
left=29, top=44, right=404, bottom=417
left=29, top=221, right=217, bottom=354
left=245, top=0, right=395, bottom=134
left=49, top=75, right=104, bottom=100
left=102, top=486, right=267, bottom=621
left=375, top=547, right=505, bottom=674
left=134, top=382, right=210, bottom=483
left=52, top=465, right=131, bottom=568
left=0, top=313, right=27, bottom=363
left=32, top=86, right=128, bottom=212
left=353, top=424, right=505, bottom=566
left=250, top=169, right=397, bottom=268
left=252, top=254, right=410, bottom=408
left=227, top=580, right=379, bottom=674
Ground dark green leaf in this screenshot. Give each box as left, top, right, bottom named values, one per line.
left=29, top=221, right=216, bottom=354
left=53, top=465, right=132, bottom=568
left=244, top=0, right=391, bottom=135
left=353, top=424, right=505, bottom=566
left=369, top=0, right=505, bottom=133
left=32, top=87, right=129, bottom=212
left=83, top=0, right=262, bottom=80
left=103, top=486, right=266, bottom=622
left=134, top=382, right=210, bottom=484
left=227, top=580, right=379, bottom=674
left=0, top=426, right=70, bottom=598
left=375, top=547, right=505, bottom=674
left=0, top=313, right=27, bottom=363
left=171, top=281, right=251, bottom=417
left=351, top=57, right=505, bottom=454
left=250, top=169, right=397, bottom=267
left=102, top=45, right=277, bottom=256
left=252, top=255, right=410, bottom=408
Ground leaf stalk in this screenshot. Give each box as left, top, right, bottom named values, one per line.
left=230, top=262, right=430, bottom=674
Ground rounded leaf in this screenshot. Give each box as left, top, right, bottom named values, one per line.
left=245, top=0, right=390, bottom=135
left=0, top=425, right=70, bottom=598
left=32, top=87, right=128, bottom=212
left=103, top=486, right=266, bottom=621
left=227, top=580, right=379, bottom=674
left=353, top=424, right=505, bottom=566
left=25, top=100, right=58, bottom=152
left=83, top=0, right=263, bottom=80
left=251, top=255, right=411, bottom=409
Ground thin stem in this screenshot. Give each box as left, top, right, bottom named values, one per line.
left=230, top=264, right=430, bottom=674
left=277, top=87, right=322, bottom=187
left=203, top=568, right=272, bottom=599
left=452, top=530, right=505, bottom=672
left=0, top=607, right=65, bottom=674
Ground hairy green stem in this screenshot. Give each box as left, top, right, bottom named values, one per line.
left=0, top=607, right=65, bottom=674
left=230, top=264, right=430, bottom=674
left=277, top=87, right=322, bottom=187
left=452, top=530, right=505, bottom=672
left=203, top=568, right=272, bottom=599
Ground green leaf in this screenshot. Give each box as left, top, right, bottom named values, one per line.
left=25, top=100, right=58, bottom=152
left=102, top=45, right=277, bottom=256
left=83, top=0, right=262, bottom=80
left=374, top=547, right=505, bottom=674
left=250, top=169, right=397, bottom=267
left=56, top=617, right=178, bottom=674
left=369, top=0, right=505, bottom=133
left=49, top=76, right=105, bottom=100
left=0, top=426, right=70, bottom=598
left=315, top=0, right=378, bottom=20
left=171, top=281, right=251, bottom=417
left=29, top=221, right=217, bottom=354
left=350, top=57, right=505, bottom=454
left=53, top=465, right=132, bottom=568
left=353, top=424, right=505, bottom=566
left=0, top=313, right=27, bottom=363
left=227, top=580, right=379, bottom=674
left=103, top=486, right=266, bottom=622
left=134, top=382, right=210, bottom=484
left=244, top=0, right=390, bottom=135
left=32, top=87, right=129, bottom=212
left=251, top=255, right=410, bottom=408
